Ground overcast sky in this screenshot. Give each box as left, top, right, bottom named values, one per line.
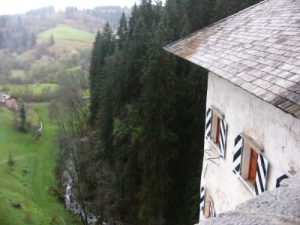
left=0, top=0, right=142, bottom=15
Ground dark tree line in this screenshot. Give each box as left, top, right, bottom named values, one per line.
left=90, top=6, right=131, bottom=28
left=0, top=5, right=123, bottom=53
left=58, top=0, right=261, bottom=225
left=26, top=6, right=55, bottom=16
left=0, top=16, right=37, bottom=52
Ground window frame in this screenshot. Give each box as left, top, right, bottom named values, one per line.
left=201, top=189, right=216, bottom=219
left=234, top=134, right=265, bottom=195
left=206, top=106, right=228, bottom=158
left=240, top=136, right=263, bottom=180
left=210, top=106, right=224, bottom=145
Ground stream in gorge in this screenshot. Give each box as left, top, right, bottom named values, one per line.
left=63, top=170, right=97, bottom=225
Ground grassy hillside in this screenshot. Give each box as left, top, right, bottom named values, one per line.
left=0, top=83, right=59, bottom=99
left=39, top=24, right=95, bottom=43
left=0, top=104, right=80, bottom=225
left=11, top=70, right=27, bottom=80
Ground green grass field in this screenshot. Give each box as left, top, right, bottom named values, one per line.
left=0, top=83, right=59, bottom=99
left=66, top=66, right=81, bottom=74
left=39, top=24, right=95, bottom=43
left=0, top=104, right=81, bottom=225
left=11, top=70, right=27, bottom=80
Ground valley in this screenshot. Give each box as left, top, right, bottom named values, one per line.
left=0, top=104, right=81, bottom=225
left=0, top=6, right=118, bottom=224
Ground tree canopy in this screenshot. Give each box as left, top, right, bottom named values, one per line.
left=63, top=0, right=262, bottom=224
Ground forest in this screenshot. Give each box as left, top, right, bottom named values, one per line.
left=55, top=0, right=261, bottom=225
left=0, top=6, right=129, bottom=53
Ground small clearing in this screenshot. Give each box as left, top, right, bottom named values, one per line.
left=39, top=24, right=95, bottom=43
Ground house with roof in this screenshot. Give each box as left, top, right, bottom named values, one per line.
left=164, top=0, right=300, bottom=222
left=0, top=93, right=11, bottom=104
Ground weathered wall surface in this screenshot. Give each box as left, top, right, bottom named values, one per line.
left=201, top=72, right=300, bottom=219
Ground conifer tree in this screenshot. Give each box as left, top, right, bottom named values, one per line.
left=49, top=34, right=55, bottom=46
left=19, top=101, right=27, bottom=132
left=89, top=24, right=114, bottom=124
left=30, top=32, right=36, bottom=47
left=89, top=31, right=102, bottom=124
left=117, top=12, right=128, bottom=49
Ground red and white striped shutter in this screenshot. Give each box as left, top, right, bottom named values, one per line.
left=255, top=153, right=269, bottom=195
left=205, top=107, right=212, bottom=139
left=218, top=118, right=228, bottom=158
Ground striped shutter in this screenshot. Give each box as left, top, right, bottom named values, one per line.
left=233, top=134, right=243, bottom=174
left=205, top=107, right=212, bottom=138
left=200, top=186, right=205, bottom=212
left=218, top=119, right=228, bottom=158
left=254, top=154, right=269, bottom=195
left=276, top=173, right=288, bottom=188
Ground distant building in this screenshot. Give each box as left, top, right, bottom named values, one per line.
left=0, top=93, right=18, bottom=111
left=0, top=93, right=11, bottom=104
left=165, top=0, right=300, bottom=223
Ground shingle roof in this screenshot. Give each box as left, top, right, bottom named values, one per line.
left=164, top=0, right=300, bottom=119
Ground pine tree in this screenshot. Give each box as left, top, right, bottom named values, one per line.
left=7, top=151, right=15, bottom=168
left=0, top=31, right=4, bottom=48
left=89, top=24, right=114, bottom=124
left=21, top=29, right=29, bottom=48
left=48, top=34, right=55, bottom=46
left=19, top=101, right=27, bottom=132
left=30, top=32, right=36, bottom=47
left=129, top=4, right=138, bottom=38
left=89, top=31, right=102, bottom=124
left=117, top=12, right=128, bottom=49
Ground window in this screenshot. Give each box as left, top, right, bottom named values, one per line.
left=233, top=134, right=269, bottom=195
left=212, top=116, right=221, bottom=145
left=248, top=148, right=258, bottom=184
left=205, top=106, right=228, bottom=158
left=200, top=187, right=216, bottom=219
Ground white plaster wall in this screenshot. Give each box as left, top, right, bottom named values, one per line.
left=200, top=72, right=300, bottom=220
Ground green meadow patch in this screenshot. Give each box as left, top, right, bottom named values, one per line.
left=11, top=70, right=27, bottom=80
left=0, top=104, right=80, bottom=225
left=39, top=24, right=95, bottom=43
left=0, top=83, right=59, bottom=101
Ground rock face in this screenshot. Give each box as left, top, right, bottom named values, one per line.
left=200, top=174, right=300, bottom=225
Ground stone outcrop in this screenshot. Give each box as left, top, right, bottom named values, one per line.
left=200, top=174, right=300, bottom=225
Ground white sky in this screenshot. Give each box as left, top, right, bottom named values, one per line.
left=0, top=0, right=141, bottom=15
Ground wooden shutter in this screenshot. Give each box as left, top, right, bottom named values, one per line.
left=218, top=118, right=228, bottom=158
left=200, top=186, right=205, bottom=213
left=233, top=134, right=243, bottom=174
left=254, top=153, right=269, bottom=195
left=205, top=107, right=212, bottom=138
left=248, top=148, right=258, bottom=184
